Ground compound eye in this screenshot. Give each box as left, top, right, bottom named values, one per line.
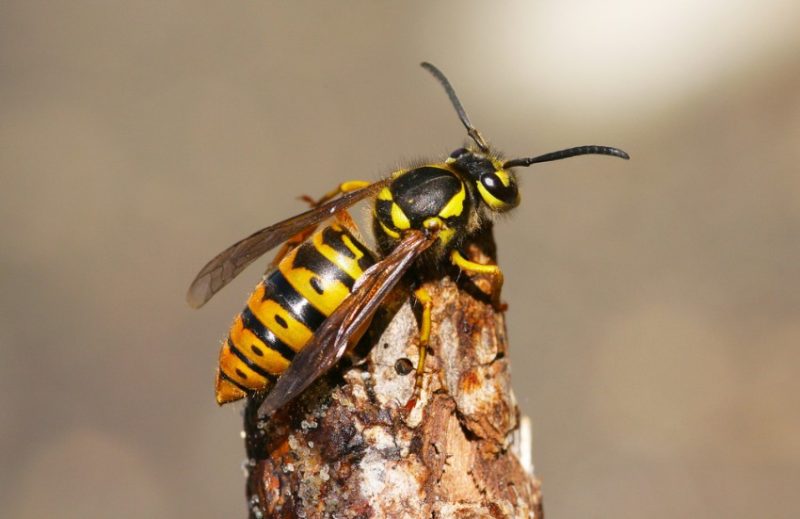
left=478, top=171, right=519, bottom=211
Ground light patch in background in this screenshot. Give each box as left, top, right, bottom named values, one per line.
left=463, top=0, right=800, bottom=122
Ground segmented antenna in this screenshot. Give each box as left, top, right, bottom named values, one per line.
left=420, top=62, right=489, bottom=152
left=503, top=145, right=630, bottom=169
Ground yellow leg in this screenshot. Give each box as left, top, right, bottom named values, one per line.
left=450, top=249, right=504, bottom=285
left=404, top=286, right=432, bottom=413
left=450, top=249, right=505, bottom=308
left=316, top=180, right=371, bottom=205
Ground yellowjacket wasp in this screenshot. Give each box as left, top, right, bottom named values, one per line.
left=187, top=62, right=629, bottom=418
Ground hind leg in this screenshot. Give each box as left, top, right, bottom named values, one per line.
left=403, top=286, right=432, bottom=414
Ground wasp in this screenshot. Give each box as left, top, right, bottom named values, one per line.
left=187, top=62, right=629, bottom=418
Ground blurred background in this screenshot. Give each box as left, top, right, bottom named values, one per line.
left=2, top=1, right=798, bottom=517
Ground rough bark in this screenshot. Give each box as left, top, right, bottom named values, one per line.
left=243, top=233, right=543, bottom=518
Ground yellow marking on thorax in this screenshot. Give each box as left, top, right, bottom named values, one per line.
left=438, top=182, right=466, bottom=219
left=495, top=169, right=511, bottom=187
left=378, top=218, right=400, bottom=239
left=378, top=187, right=393, bottom=201
left=390, top=202, right=411, bottom=230
left=477, top=182, right=507, bottom=210
left=279, top=248, right=351, bottom=316
left=313, top=229, right=368, bottom=280
left=247, top=286, right=312, bottom=351
left=229, top=314, right=291, bottom=373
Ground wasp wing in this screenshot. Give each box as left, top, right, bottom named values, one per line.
left=257, top=230, right=436, bottom=419
left=186, top=179, right=390, bottom=308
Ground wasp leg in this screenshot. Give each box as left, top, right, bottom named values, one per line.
left=269, top=180, right=371, bottom=268
left=317, top=180, right=372, bottom=204
left=450, top=249, right=505, bottom=309
left=403, top=286, right=432, bottom=414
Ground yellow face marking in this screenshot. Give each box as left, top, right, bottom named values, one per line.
left=313, top=229, right=368, bottom=280
left=229, top=315, right=291, bottom=373
left=491, top=158, right=506, bottom=173
left=279, top=248, right=351, bottom=316
left=390, top=202, right=411, bottom=230
left=438, top=182, right=466, bottom=219
left=218, top=340, right=267, bottom=390
left=248, top=287, right=312, bottom=351
left=495, top=169, right=511, bottom=187
left=477, top=182, right=509, bottom=210
left=377, top=187, right=393, bottom=201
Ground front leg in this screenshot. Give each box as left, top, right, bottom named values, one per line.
left=450, top=249, right=505, bottom=310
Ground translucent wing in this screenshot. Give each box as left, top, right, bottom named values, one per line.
left=257, top=230, right=436, bottom=419
left=186, top=179, right=390, bottom=308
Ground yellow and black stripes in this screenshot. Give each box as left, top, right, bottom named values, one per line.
left=263, top=271, right=328, bottom=337
left=215, top=224, right=376, bottom=404
left=224, top=338, right=279, bottom=385
left=241, top=306, right=297, bottom=361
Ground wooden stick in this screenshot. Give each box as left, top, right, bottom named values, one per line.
left=242, top=227, right=543, bottom=518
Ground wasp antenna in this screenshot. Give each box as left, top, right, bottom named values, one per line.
left=420, top=62, right=489, bottom=152
left=503, top=145, right=630, bottom=169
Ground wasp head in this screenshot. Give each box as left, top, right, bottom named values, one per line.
left=447, top=147, right=520, bottom=213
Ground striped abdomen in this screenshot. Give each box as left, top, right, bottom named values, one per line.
left=215, top=224, right=376, bottom=404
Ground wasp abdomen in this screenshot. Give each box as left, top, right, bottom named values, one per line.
left=215, top=224, right=376, bottom=404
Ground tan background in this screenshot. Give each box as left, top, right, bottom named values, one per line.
left=2, top=1, right=799, bottom=518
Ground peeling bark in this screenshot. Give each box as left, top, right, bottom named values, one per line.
left=243, top=232, right=543, bottom=518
